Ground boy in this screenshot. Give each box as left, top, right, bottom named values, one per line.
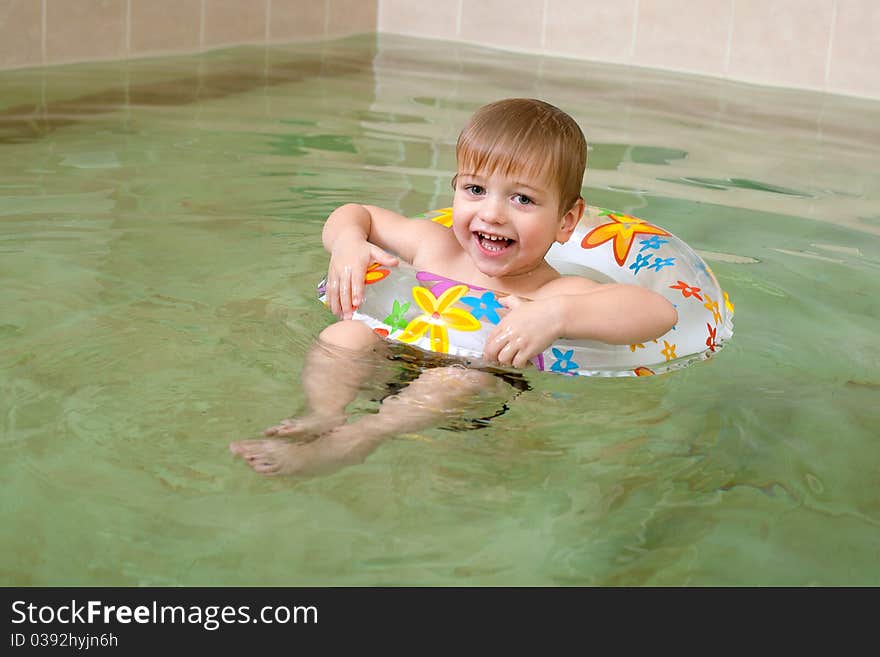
left=230, top=98, right=676, bottom=476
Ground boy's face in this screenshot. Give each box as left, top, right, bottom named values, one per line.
left=451, top=169, right=580, bottom=280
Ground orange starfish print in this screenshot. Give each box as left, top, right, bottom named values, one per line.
left=581, top=212, right=670, bottom=267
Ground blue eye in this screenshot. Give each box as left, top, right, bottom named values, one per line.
left=515, top=194, right=533, bottom=205
left=465, top=184, right=485, bottom=196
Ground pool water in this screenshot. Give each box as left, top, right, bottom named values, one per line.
left=1, top=34, right=878, bottom=586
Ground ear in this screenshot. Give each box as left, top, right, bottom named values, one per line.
left=555, top=197, right=584, bottom=244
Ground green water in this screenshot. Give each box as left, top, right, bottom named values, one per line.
left=1, top=34, right=878, bottom=586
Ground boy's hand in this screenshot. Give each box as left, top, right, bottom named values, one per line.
left=326, top=238, right=398, bottom=320
left=484, top=296, right=563, bottom=368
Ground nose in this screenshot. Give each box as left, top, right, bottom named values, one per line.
left=477, top=194, right=506, bottom=225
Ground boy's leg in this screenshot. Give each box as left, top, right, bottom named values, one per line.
left=230, top=365, right=510, bottom=477
left=262, top=319, right=385, bottom=439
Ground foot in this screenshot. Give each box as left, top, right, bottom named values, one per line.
left=261, top=413, right=345, bottom=440
left=229, top=427, right=367, bottom=477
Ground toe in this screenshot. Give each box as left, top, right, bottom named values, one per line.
left=253, top=460, right=281, bottom=474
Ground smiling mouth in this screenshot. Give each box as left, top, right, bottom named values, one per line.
left=474, top=231, right=515, bottom=253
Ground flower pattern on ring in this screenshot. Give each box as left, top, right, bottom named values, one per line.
left=639, top=236, right=669, bottom=252
left=669, top=280, right=703, bottom=301
left=428, top=207, right=454, bottom=228
left=648, top=256, right=676, bottom=272
left=416, top=270, right=485, bottom=297
left=629, top=253, right=653, bottom=275
left=703, top=292, right=722, bottom=325
left=382, top=300, right=411, bottom=332
left=550, top=348, right=580, bottom=374
left=364, top=262, right=391, bottom=285
left=397, top=285, right=481, bottom=353
left=581, top=211, right=671, bottom=267
left=705, top=323, right=718, bottom=352
left=461, top=291, right=503, bottom=324
left=723, top=291, right=735, bottom=314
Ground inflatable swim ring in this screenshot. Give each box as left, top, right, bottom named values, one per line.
left=317, top=206, right=734, bottom=377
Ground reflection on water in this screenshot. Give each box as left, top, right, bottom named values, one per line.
left=1, top=34, right=879, bottom=586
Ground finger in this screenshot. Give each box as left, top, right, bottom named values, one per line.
left=496, top=342, right=515, bottom=366
left=371, top=246, right=399, bottom=267
left=346, top=268, right=361, bottom=318
left=497, top=294, right=522, bottom=309
left=339, top=267, right=353, bottom=319
left=327, top=274, right=341, bottom=317
left=512, top=348, right=532, bottom=369
left=483, top=328, right=502, bottom=362
left=332, top=275, right=346, bottom=319
left=351, top=268, right=365, bottom=312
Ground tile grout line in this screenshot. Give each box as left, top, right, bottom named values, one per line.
left=540, top=0, right=548, bottom=50
left=266, top=0, right=272, bottom=41
left=41, top=0, right=47, bottom=65
left=125, top=0, right=132, bottom=56
left=629, top=0, right=640, bottom=61
left=824, top=0, right=838, bottom=91
left=724, top=0, right=736, bottom=75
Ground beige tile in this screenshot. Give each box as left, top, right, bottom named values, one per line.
left=45, top=0, right=127, bottom=64
left=130, top=0, right=201, bottom=55
left=728, top=0, right=834, bottom=90
left=827, top=0, right=880, bottom=98
left=0, top=0, right=43, bottom=69
left=269, top=0, right=327, bottom=41
left=633, top=0, right=732, bottom=75
left=378, top=0, right=458, bottom=40
left=326, top=0, right=378, bottom=37
left=544, top=0, right=637, bottom=63
left=459, top=0, right=544, bottom=52
left=204, top=0, right=267, bottom=47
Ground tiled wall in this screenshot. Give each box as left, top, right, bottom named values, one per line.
left=1, top=0, right=877, bottom=99
left=0, top=0, right=377, bottom=68
left=380, top=0, right=880, bottom=99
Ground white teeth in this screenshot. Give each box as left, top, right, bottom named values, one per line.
left=476, top=231, right=511, bottom=252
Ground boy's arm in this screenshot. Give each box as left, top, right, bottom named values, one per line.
left=484, top=283, right=678, bottom=368
left=321, top=204, right=437, bottom=319
left=321, top=204, right=429, bottom=261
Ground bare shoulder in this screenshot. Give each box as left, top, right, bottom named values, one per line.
left=363, top=205, right=450, bottom=263
left=533, top=273, right=602, bottom=298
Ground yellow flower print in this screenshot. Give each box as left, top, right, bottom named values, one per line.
left=723, top=291, right=735, bottom=314
left=703, top=293, right=722, bottom=325
left=661, top=340, right=677, bottom=362
left=428, top=207, right=454, bottom=228
left=397, top=284, right=481, bottom=353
